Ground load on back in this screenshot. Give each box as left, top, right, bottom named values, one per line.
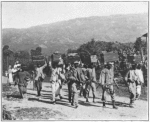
left=51, top=51, right=63, bottom=66
left=66, top=53, right=81, bottom=64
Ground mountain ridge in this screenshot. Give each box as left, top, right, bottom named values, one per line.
left=2, top=13, right=148, bottom=54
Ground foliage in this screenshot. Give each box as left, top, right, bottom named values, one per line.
left=14, top=51, right=30, bottom=59
left=2, top=14, right=148, bottom=55
left=3, top=45, right=9, bottom=51
left=3, top=45, right=13, bottom=57
left=134, top=37, right=147, bottom=55
left=77, top=38, right=135, bottom=64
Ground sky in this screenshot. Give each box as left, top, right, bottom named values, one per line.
left=2, top=2, right=148, bottom=29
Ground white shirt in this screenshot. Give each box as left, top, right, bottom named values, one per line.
left=35, top=63, right=47, bottom=80
left=135, top=69, right=144, bottom=83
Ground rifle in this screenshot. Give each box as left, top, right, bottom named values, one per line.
left=96, top=82, right=102, bottom=89
left=95, top=79, right=120, bottom=89
left=113, top=78, right=119, bottom=89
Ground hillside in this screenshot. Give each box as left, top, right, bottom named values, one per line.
left=2, top=13, right=148, bottom=54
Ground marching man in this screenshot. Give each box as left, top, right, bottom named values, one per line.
left=99, top=62, right=118, bottom=109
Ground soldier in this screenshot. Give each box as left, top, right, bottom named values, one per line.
left=50, top=64, right=63, bottom=104
left=13, top=61, right=21, bottom=72
left=135, top=64, right=144, bottom=99
left=99, top=62, right=118, bottom=109
left=16, top=66, right=31, bottom=99
left=125, top=64, right=137, bottom=108
left=84, top=64, right=96, bottom=103
left=65, top=64, right=74, bottom=103
left=12, top=61, right=21, bottom=85
left=79, top=64, right=88, bottom=97
left=34, top=61, right=47, bottom=96
left=71, top=61, right=84, bottom=108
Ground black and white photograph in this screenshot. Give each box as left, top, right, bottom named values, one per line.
left=1, top=1, right=148, bottom=121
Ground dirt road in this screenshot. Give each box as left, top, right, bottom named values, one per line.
left=2, top=77, right=148, bottom=120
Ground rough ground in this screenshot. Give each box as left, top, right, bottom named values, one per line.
left=2, top=76, right=148, bottom=121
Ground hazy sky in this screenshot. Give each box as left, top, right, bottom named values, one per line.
left=2, top=2, right=148, bottom=29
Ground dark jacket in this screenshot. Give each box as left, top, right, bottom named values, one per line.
left=17, top=71, right=30, bottom=86
left=73, top=67, right=84, bottom=83
left=99, top=68, right=114, bottom=85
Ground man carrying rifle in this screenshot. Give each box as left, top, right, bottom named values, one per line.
left=99, top=62, right=118, bottom=109
left=71, top=61, right=84, bottom=108
left=84, top=64, right=96, bottom=103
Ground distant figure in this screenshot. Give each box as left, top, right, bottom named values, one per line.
left=7, top=65, right=13, bottom=85
left=13, top=61, right=21, bottom=72
left=12, top=61, right=21, bottom=84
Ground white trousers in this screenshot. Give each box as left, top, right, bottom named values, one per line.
left=136, top=85, right=141, bottom=96
left=51, top=79, right=62, bottom=102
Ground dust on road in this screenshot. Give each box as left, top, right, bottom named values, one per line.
left=2, top=77, right=148, bottom=120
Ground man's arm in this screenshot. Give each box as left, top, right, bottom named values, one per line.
left=99, top=69, right=105, bottom=84
left=124, top=71, right=129, bottom=82
left=41, top=60, right=47, bottom=70
left=73, top=69, right=79, bottom=82
left=23, top=71, right=31, bottom=81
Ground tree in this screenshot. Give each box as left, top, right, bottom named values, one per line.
left=134, top=37, right=147, bottom=55
left=3, top=45, right=13, bottom=56
left=14, top=50, right=30, bottom=59
left=3, top=45, right=9, bottom=51
left=3, top=45, right=14, bottom=71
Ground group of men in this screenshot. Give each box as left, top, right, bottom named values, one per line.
left=10, top=57, right=144, bottom=109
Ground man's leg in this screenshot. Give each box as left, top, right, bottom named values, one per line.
left=71, top=83, right=75, bottom=106
left=102, top=86, right=106, bottom=107
left=91, top=82, right=96, bottom=103
left=39, top=80, right=42, bottom=93
left=136, top=85, right=141, bottom=100
left=35, top=80, right=39, bottom=96
left=68, top=82, right=72, bottom=102
left=33, top=79, right=36, bottom=90
left=79, top=83, right=83, bottom=96
left=51, top=82, right=56, bottom=104
left=129, top=82, right=136, bottom=107
left=74, top=92, right=78, bottom=108
left=85, top=83, right=90, bottom=102
left=71, top=83, right=78, bottom=108
left=58, top=79, right=62, bottom=99
left=109, top=85, right=118, bottom=109
left=22, top=86, right=28, bottom=99
left=36, top=80, right=41, bottom=96
left=32, top=74, right=36, bottom=90
left=18, top=85, right=23, bottom=98
left=74, top=83, right=78, bottom=108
